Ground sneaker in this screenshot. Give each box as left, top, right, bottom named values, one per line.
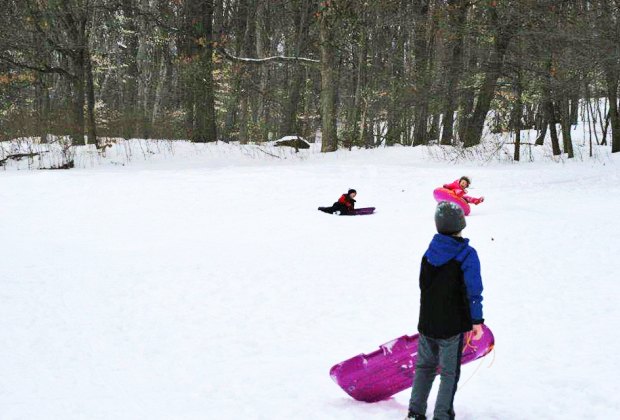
left=405, top=411, right=426, bottom=420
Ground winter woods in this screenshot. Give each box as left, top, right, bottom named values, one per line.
left=1, top=0, right=620, bottom=157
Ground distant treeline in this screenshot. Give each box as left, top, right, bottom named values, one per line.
left=1, top=0, right=620, bottom=159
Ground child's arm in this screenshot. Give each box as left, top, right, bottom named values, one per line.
left=443, top=180, right=460, bottom=190
left=461, top=249, right=484, bottom=324
left=443, top=180, right=466, bottom=197
left=463, top=195, right=484, bottom=205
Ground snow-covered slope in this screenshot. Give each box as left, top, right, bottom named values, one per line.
left=1, top=144, right=618, bottom=419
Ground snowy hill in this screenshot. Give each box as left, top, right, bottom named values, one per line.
left=1, top=142, right=619, bottom=419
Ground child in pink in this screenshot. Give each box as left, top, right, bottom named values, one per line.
left=443, top=176, right=484, bottom=205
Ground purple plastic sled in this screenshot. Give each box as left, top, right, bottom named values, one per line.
left=352, top=207, right=375, bottom=216
left=329, top=325, right=494, bottom=402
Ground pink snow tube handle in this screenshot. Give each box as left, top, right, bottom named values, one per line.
left=433, top=187, right=471, bottom=216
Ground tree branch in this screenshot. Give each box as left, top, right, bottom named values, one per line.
left=216, top=47, right=320, bottom=67
left=93, top=2, right=181, bottom=33
left=0, top=54, right=75, bottom=79
left=25, top=3, right=80, bottom=59
left=0, top=152, right=41, bottom=166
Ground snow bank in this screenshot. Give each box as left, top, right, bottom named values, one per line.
left=1, top=116, right=615, bottom=172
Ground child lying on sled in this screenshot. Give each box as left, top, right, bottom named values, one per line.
left=318, top=189, right=357, bottom=215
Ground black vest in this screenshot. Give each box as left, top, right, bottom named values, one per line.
left=417, top=256, right=472, bottom=339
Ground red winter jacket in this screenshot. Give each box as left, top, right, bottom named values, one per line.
left=443, top=180, right=484, bottom=205
left=336, top=194, right=356, bottom=213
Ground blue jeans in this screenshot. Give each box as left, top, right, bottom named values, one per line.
left=408, top=333, right=464, bottom=420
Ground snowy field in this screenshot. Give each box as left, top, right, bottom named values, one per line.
left=1, top=140, right=619, bottom=420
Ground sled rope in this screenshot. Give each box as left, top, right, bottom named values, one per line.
left=458, top=347, right=495, bottom=391
left=487, top=344, right=496, bottom=368
left=463, top=332, right=478, bottom=352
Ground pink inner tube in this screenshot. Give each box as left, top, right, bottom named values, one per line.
left=433, top=188, right=471, bottom=216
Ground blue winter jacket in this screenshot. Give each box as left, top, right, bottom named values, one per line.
left=424, top=233, right=484, bottom=323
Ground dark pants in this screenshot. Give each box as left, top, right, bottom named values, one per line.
left=408, top=333, right=464, bottom=420
left=318, top=203, right=352, bottom=215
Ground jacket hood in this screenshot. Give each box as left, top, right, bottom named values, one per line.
left=425, top=234, right=469, bottom=266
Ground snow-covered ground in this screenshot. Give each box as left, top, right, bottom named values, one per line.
left=1, top=141, right=619, bottom=419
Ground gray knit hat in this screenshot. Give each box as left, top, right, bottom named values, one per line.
left=435, top=201, right=466, bottom=234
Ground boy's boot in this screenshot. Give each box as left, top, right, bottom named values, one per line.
left=405, top=411, right=427, bottom=420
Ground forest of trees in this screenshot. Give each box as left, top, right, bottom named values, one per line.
left=1, top=0, right=620, bottom=159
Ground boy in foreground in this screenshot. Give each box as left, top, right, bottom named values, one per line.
left=406, top=201, right=485, bottom=420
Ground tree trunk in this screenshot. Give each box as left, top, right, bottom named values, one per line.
left=319, top=7, right=338, bottom=152
left=151, top=45, right=168, bottom=129
left=254, top=0, right=269, bottom=141
left=72, top=52, right=86, bottom=146
left=569, top=94, right=579, bottom=125
left=85, top=48, right=97, bottom=146
left=462, top=12, right=513, bottom=147
left=428, top=113, right=441, bottom=141
left=535, top=101, right=547, bottom=145
left=513, top=74, right=523, bottom=161
left=543, top=93, right=562, bottom=155
left=192, top=0, right=217, bottom=143
left=412, top=0, right=430, bottom=146
left=440, top=0, right=468, bottom=145
left=121, top=0, right=140, bottom=139
left=344, top=9, right=367, bottom=149
left=221, top=3, right=248, bottom=142
left=458, top=47, right=477, bottom=143
left=559, top=97, right=574, bottom=158
left=138, top=0, right=154, bottom=139
left=606, top=70, right=620, bottom=153
left=386, top=25, right=406, bottom=146
left=237, top=0, right=256, bottom=144
left=35, top=74, right=48, bottom=143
